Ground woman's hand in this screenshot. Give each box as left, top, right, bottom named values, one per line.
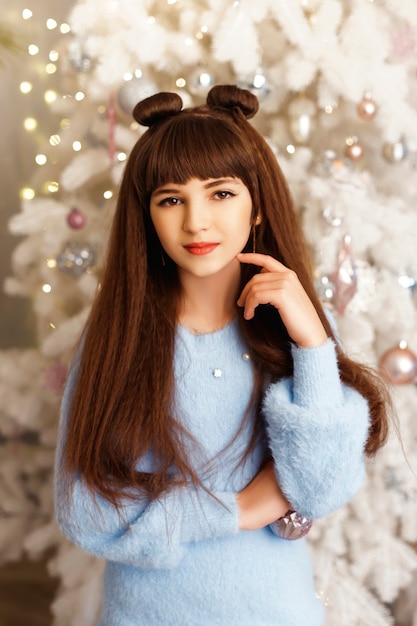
left=237, top=252, right=328, bottom=348
left=237, top=461, right=290, bottom=531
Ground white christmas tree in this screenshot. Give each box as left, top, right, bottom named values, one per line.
left=2, top=1, right=417, bottom=624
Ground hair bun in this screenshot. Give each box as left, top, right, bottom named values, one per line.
left=206, top=84, right=259, bottom=119
left=133, top=92, right=183, bottom=127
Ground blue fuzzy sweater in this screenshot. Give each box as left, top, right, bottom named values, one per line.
left=55, top=319, right=370, bottom=626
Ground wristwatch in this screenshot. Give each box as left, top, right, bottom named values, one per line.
left=270, top=509, right=313, bottom=540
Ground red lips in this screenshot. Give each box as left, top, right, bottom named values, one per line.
left=183, top=242, right=219, bottom=255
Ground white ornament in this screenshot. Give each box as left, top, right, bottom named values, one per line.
left=288, top=95, right=316, bottom=144
left=117, top=77, right=159, bottom=116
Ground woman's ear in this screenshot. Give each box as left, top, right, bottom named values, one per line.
left=255, top=213, right=262, bottom=225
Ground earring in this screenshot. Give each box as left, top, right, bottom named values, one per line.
left=252, top=214, right=261, bottom=253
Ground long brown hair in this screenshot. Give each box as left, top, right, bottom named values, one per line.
left=63, top=85, right=389, bottom=507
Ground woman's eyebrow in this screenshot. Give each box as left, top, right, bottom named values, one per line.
left=203, top=178, right=239, bottom=189
left=152, top=179, right=239, bottom=196
left=151, top=187, right=182, bottom=197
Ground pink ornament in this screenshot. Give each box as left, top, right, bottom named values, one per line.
left=67, top=207, right=86, bottom=229
left=331, top=235, right=357, bottom=315
left=344, top=138, right=364, bottom=161
left=42, top=359, right=68, bottom=396
left=357, top=97, right=378, bottom=121
left=379, top=343, right=417, bottom=385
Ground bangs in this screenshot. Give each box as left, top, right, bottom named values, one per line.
left=141, top=114, right=256, bottom=194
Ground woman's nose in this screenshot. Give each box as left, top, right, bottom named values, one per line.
left=182, top=201, right=210, bottom=233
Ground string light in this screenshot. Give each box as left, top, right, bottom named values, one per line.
left=20, top=82, right=33, bottom=94
left=42, top=284, right=52, bottom=294
left=49, top=134, right=61, bottom=146
left=28, top=44, right=39, bottom=55
left=24, top=117, right=38, bottom=131
left=72, top=141, right=82, bottom=151
left=60, top=23, right=71, bottom=34
left=252, top=72, right=266, bottom=90
left=46, top=18, right=58, bottom=30
left=103, top=190, right=113, bottom=199
left=22, top=9, right=33, bottom=19
left=46, top=181, right=60, bottom=193
left=20, top=187, right=35, bottom=200
left=44, top=90, right=57, bottom=103
left=35, top=154, right=47, bottom=165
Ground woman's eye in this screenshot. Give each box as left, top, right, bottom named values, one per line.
left=159, top=197, right=181, bottom=206
left=213, top=190, right=234, bottom=200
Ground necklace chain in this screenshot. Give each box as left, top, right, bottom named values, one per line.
left=189, top=314, right=235, bottom=336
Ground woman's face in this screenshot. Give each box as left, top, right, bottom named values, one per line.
left=150, top=177, right=253, bottom=281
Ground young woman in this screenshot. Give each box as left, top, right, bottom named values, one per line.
left=55, top=84, right=389, bottom=625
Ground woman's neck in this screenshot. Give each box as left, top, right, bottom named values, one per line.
left=178, top=261, right=240, bottom=335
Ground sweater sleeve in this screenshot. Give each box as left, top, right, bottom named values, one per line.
left=54, top=364, right=239, bottom=570
left=263, top=338, right=370, bottom=520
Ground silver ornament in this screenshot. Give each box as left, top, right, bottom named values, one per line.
left=322, top=206, right=343, bottom=227
left=237, top=70, right=270, bottom=100
left=317, top=150, right=352, bottom=182
left=382, top=138, right=408, bottom=163
left=57, top=242, right=96, bottom=278
left=117, top=77, right=159, bottom=116
left=398, top=266, right=417, bottom=300
left=67, top=38, right=91, bottom=72
left=315, top=275, right=335, bottom=307
left=287, top=96, right=316, bottom=144
left=188, top=68, right=215, bottom=97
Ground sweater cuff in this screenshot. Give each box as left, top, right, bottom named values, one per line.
left=179, top=490, right=239, bottom=544
left=291, top=338, right=343, bottom=407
